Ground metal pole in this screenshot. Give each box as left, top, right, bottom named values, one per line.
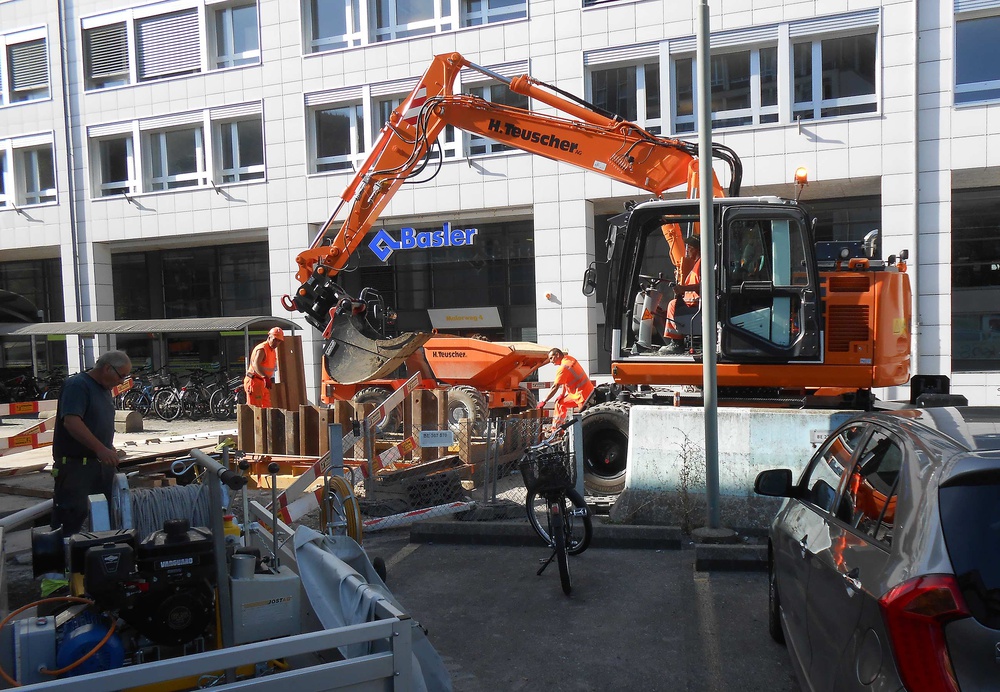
left=697, top=0, right=721, bottom=529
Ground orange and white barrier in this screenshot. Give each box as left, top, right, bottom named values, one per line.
left=374, top=435, right=417, bottom=473
left=0, top=400, right=57, bottom=417
left=0, top=415, right=56, bottom=456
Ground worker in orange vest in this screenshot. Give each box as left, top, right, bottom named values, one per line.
left=538, top=348, right=595, bottom=429
left=660, top=235, right=701, bottom=354
left=244, top=327, right=283, bottom=408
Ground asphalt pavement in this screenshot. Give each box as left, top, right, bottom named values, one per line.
left=363, top=528, right=799, bottom=692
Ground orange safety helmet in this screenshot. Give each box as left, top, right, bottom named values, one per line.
left=268, top=327, right=285, bottom=341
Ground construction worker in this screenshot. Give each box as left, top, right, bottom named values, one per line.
left=244, top=327, right=283, bottom=408
left=538, top=348, right=595, bottom=429
left=659, top=235, right=701, bottom=354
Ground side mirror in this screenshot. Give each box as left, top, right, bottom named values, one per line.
left=582, top=264, right=597, bottom=297
left=753, top=468, right=794, bottom=498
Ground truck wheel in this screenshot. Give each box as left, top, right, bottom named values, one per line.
left=447, top=385, right=488, bottom=437
left=580, top=402, right=630, bottom=495
left=353, top=387, right=402, bottom=434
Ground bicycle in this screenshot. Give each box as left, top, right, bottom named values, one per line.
left=519, top=418, right=593, bottom=595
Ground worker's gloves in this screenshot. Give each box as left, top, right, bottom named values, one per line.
left=536, top=401, right=546, bottom=409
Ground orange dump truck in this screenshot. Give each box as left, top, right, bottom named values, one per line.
left=320, top=336, right=552, bottom=432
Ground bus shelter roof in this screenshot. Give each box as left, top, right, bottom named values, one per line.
left=0, top=316, right=300, bottom=337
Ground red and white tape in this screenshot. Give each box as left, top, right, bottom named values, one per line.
left=362, top=501, right=472, bottom=532
left=374, top=435, right=417, bottom=473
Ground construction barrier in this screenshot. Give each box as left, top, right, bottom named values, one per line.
left=0, top=415, right=56, bottom=456
left=0, top=400, right=57, bottom=417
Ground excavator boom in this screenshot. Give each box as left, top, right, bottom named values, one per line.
left=286, top=52, right=739, bottom=383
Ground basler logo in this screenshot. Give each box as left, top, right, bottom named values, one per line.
left=369, top=222, right=478, bottom=262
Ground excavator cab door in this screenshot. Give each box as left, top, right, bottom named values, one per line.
left=717, top=205, right=821, bottom=362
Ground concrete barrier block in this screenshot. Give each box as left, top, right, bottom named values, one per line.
left=114, top=410, right=143, bottom=433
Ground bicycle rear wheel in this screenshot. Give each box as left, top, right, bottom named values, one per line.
left=525, top=487, right=592, bottom=555
left=550, top=502, right=571, bottom=595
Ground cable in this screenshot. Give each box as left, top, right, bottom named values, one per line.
left=0, top=596, right=115, bottom=687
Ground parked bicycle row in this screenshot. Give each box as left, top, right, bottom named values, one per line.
left=0, top=370, right=65, bottom=404
left=114, top=367, right=245, bottom=422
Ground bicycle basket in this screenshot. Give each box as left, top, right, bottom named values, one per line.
left=519, top=443, right=575, bottom=494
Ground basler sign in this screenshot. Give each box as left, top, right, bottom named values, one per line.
left=368, top=222, right=478, bottom=262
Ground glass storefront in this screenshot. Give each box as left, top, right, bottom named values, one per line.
left=952, top=187, right=1000, bottom=372
left=0, top=258, right=67, bottom=373
left=340, top=219, right=536, bottom=341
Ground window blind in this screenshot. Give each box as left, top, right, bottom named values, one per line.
left=8, top=39, right=48, bottom=92
left=137, top=9, right=201, bottom=80
left=84, top=22, right=129, bottom=81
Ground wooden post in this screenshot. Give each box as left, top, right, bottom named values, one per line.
left=458, top=418, right=472, bottom=466
left=253, top=407, right=267, bottom=453
left=317, top=406, right=332, bottom=457
left=237, top=404, right=255, bottom=452
left=269, top=409, right=286, bottom=455
left=284, top=408, right=299, bottom=455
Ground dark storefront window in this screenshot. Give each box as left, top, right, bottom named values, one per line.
left=0, top=258, right=67, bottom=372
left=953, top=188, right=1000, bottom=371
left=341, top=220, right=535, bottom=341
left=112, top=241, right=270, bottom=373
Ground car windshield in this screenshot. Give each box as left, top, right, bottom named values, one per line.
left=939, top=481, right=1000, bottom=628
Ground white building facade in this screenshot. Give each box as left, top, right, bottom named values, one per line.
left=0, top=0, right=998, bottom=405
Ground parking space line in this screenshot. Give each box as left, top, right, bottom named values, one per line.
left=385, top=543, right=420, bottom=572
left=694, top=571, right=725, bottom=691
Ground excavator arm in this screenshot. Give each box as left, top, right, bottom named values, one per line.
left=286, top=52, right=742, bottom=384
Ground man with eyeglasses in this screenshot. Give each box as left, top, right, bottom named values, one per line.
left=51, top=350, right=132, bottom=535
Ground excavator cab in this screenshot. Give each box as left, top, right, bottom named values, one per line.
left=607, top=197, right=822, bottom=366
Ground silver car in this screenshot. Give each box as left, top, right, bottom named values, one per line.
left=754, top=406, right=1000, bottom=691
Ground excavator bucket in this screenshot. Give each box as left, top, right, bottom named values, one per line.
left=323, top=312, right=431, bottom=385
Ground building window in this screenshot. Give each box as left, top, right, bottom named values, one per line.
left=137, top=10, right=202, bottom=82
left=308, top=0, right=362, bottom=52
left=0, top=152, right=7, bottom=208
left=375, top=0, right=451, bottom=42
left=793, top=33, right=877, bottom=120
left=462, top=0, right=526, bottom=26
left=94, top=136, right=135, bottom=197
left=591, top=63, right=660, bottom=134
left=952, top=187, right=1000, bottom=372
left=17, top=145, right=56, bottom=205
left=216, top=117, right=265, bottom=183
left=213, top=3, right=260, bottom=68
left=83, top=22, right=129, bottom=89
left=374, top=95, right=457, bottom=159
left=955, top=14, right=1000, bottom=105
left=673, top=47, right=777, bottom=133
left=146, top=127, right=206, bottom=190
left=314, top=103, right=365, bottom=172
left=5, top=37, right=49, bottom=103
left=467, top=83, right=529, bottom=155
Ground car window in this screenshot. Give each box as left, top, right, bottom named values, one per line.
left=939, top=474, right=1000, bottom=628
left=838, top=429, right=901, bottom=544
left=800, top=424, right=863, bottom=514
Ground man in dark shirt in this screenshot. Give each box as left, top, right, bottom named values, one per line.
left=51, top=350, right=132, bottom=534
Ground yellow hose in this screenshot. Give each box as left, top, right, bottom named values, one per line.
left=320, top=474, right=363, bottom=545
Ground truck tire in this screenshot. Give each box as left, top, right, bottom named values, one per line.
left=447, top=385, right=488, bottom=437
left=353, top=387, right=402, bottom=434
left=580, top=402, right=630, bottom=495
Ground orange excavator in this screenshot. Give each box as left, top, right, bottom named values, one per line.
left=284, top=52, right=920, bottom=494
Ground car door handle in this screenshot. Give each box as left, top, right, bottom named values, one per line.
left=843, top=567, right=862, bottom=593
left=799, top=535, right=808, bottom=559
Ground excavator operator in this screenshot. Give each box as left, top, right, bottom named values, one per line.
left=244, top=327, right=283, bottom=408
left=659, top=235, right=701, bottom=355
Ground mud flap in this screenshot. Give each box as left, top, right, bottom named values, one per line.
left=323, top=312, right=431, bottom=385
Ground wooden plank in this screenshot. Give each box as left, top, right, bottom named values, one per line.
left=269, top=409, right=286, bottom=455
left=273, top=334, right=307, bottom=410
left=375, top=454, right=464, bottom=482
left=300, top=405, right=319, bottom=457
left=253, top=407, right=267, bottom=453
left=284, top=408, right=300, bottom=456
left=412, top=389, right=444, bottom=461
left=318, top=406, right=332, bottom=457
left=237, top=404, right=255, bottom=452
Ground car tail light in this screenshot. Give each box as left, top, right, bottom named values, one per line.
left=878, top=574, right=970, bottom=692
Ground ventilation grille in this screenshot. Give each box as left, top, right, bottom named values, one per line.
left=827, top=275, right=871, bottom=293
left=827, top=305, right=870, bottom=352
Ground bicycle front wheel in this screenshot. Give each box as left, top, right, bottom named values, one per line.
left=550, top=502, right=571, bottom=595
left=153, top=390, right=182, bottom=421
left=525, top=487, right=593, bottom=555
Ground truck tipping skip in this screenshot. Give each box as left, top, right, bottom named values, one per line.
left=283, top=52, right=928, bottom=494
